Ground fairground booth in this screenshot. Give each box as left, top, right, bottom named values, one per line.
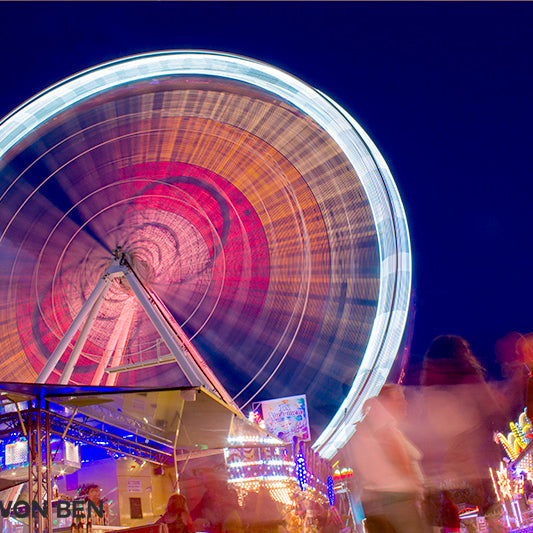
left=0, top=383, right=275, bottom=533
left=0, top=384, right=339, bottom=533
left=493, top=407, right=533, bottom=532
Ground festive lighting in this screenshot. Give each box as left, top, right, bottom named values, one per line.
left=227, top=435, right=282, bottom=446
left=340, top=467, right=353, bottom=479
left=229, top=475, right=291, bottom=484
left=497, top=432, right=519, bottom=460
left=226, top=438, right=331, bottom=507
left=296, top=453, right=308, bottom=491
left=228, top=460, right=293, bottom=468
left=327, top=476, right=335, bottom=506
left=496, top=461, right=525, bottom=500
left=459, top=507, right=479, bottom=520
left=516, top=452, right=533, bottom=482
left=497, top=409, right=533, bottom=460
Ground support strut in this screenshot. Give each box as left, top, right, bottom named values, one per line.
left=35, top=251, right=236, bottom=409
left=36, top=259, right=123, bottom=384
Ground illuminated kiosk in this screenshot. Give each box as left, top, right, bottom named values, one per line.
left=0, top=51, right=411, bottom=460
left=0, top=384, right=272, bottom=533
left=494, top=408, right=533, bottom=531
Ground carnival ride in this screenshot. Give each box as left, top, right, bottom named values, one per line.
left=0, top=51, right=411, bottom=459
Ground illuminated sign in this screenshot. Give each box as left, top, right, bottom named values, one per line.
left=5, top=440, right=28, bottom=466
left=259, top=395, right=310, bottom=442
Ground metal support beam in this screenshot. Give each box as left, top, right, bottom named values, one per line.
left=120, top=257, right=237, bottom=408
left=105, top=303, right=135, bottom=387
left=36, top=258, right=123, bottom=383
left=36, top=404, right=44, bottom=533
left=36, top=250, right=237, bottom=411
left=45, top=405, right=52, bottom=532
left=121, top=267, right=208, bottom=389
left=14, top=400, right=27, bottom=436
left=59, top=283, right=110, bottom=384
left=106, top=354, right=175, bottom=373
left=28, top=403, right=34, bottom=533
left=91, top=307, right=125, bottom=386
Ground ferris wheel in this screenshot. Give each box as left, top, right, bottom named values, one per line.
left=0, top=51, right=411, bottom=458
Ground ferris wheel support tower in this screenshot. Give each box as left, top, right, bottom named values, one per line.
left=36, top=249, right=236, bottom=409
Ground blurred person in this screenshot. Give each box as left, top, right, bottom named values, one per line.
left=156, top=493, right=195, bottom=533
left=323, top=505, right=344, bottom=533
left=243, top=487, right=284, bottom=533
left=219, top=486, right=242, bottom=533
left=344, top=384, right=429, bottom=532
left=418, top=335, right=507, bottom=512
left=83, top=484, right=110, bottom=525
left=438, top=491, right=460, bottom=533
left=285, top=493, right=305, bottom=533
left=191, top=480, right=241, bottom=533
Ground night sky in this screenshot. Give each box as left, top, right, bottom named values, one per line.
left=0, top=2, right=531, bottom=381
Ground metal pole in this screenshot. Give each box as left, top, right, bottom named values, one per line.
left=122, top=268, right=207, bottom=388
left=45, top=404, right=52, bottom=533
left=91, top=316, right=122, bottom=386
left=37, top=276, right=110, bottom=383
left=173, top=394, right=186, bottom=492
left=36, top=403, right=44, bottom=533
left=105, top=303, right=135, bottom=386
left=59, top=282, right=111, bottom=384
left=144, top=282, right=236, bottom=408
left=15, top=401, right=27, bottom=436
left=28, top=402, right=34, bottom=533
left=119, top=257, right=237, bottom=406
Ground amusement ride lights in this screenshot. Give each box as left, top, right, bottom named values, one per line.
left=0, top=51, right=411, bottom=458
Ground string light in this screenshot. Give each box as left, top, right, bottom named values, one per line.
left=327, top=476, right=335, bottom=506
left=227, top=435, right=282, bottom=445
left=296, top=453, right=308, bottom=491
left=225, top=438, right=331, bottom=507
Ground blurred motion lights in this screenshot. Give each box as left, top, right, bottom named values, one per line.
left=0, top=51, right=411, bottom=458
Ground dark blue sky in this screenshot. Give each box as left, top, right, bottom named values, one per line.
left=1, top=2, right=531, bottom=379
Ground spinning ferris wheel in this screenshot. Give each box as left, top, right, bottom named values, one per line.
left=0, top=51, right=411, bottom=458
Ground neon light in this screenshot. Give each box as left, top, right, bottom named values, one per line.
left=227, top=435, right=282, bottom=446
left=511, top=422, right=528, bottom=449
left=497, top=432, right=519, bottom=460
left=227, top=460, right=293, bottom=468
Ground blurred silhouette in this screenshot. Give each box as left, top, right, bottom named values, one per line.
left=417, top=335, right=506, bottom=514
left=323, top=505, right=344, bottom=533
left=156, top=493, right=195, bottom=533
left=438, top=490, right=460, bottom=533
left=80, top=483, right=110, bottom=526
left=190, top=480, right=242, bottom=533
left=242, top=487, right=284, bottom=533
left=345, top=384, right=429, bottom=532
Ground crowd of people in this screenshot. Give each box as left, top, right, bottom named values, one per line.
left=344, top=334, right=515, bottom=532
left=154, top=334, right=521, bottom=533
left=156, top=486, right=345, bottom=533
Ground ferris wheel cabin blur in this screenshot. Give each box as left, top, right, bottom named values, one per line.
left=0, top=51, right=411, bottom=458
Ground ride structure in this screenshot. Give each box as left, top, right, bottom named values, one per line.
left=0, top=51, right=412, bottom=458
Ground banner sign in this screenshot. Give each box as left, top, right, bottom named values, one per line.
left=260, top=395, right=310, bottom=442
